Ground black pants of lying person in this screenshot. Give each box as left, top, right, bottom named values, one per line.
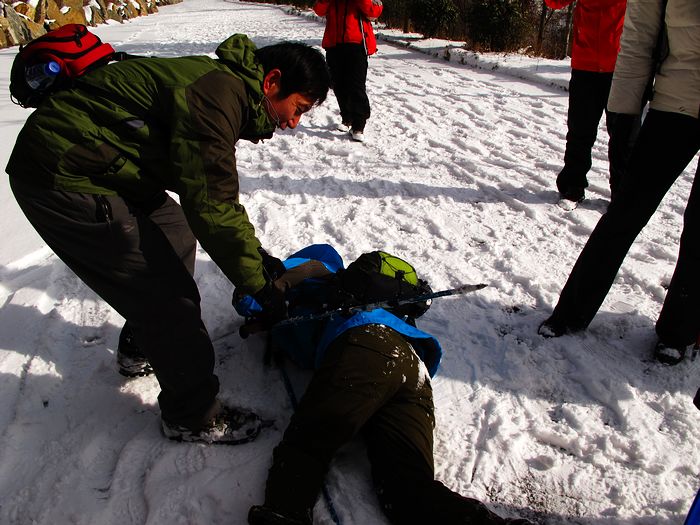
left=249, top=325, right=532, bottom=525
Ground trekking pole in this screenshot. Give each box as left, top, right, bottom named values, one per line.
left=270, top=283, right=488, bottom=330
left=235, top=283, right=487, bottom=339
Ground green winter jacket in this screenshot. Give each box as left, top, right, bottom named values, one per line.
left=6, top=34, right=275, bottom=294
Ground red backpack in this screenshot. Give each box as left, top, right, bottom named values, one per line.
left=10, top=24, right=116, bottom=108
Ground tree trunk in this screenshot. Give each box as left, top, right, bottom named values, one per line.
left=402, top=0, right=409, bottom=34
left=565, top=1, right=575, bottom=58
left=536, top=1, right=547, bottom=54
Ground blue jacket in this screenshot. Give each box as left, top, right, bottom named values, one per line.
left=269, top=244, right=443, bottom=377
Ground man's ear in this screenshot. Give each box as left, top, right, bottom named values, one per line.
left=262, top=69, right=282, bottom=97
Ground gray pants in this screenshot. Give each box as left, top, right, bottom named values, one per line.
left=10, top=176, right=219, bottom=425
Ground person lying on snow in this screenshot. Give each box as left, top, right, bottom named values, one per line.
left=235, top=244, right=535, bottom=525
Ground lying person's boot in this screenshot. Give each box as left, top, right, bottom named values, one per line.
left=248, top=505, right=311, bottom=525
left=162, top=402, right=269, bottom=445
left=654, top=340, right=688, bottom=365
left=117, top=325, right=152, bottom=377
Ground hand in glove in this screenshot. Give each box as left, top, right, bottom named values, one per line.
left=258, top=247, right=286, bottom=282
left=232, top=248, right=287, bottom=335
left=233, top=278, right=288, bottom=334
left=252, top=279, right=288, bottom=325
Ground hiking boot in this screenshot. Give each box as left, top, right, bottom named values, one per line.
left=117, top=350, right=153, bottom=377
left=558, top=187, right=584, bottom=203
left=117, top=326, right=152, bottom=377
left=654, top=341, right=687, bottom=365
left=351, top=129, right=365, bottom=142
left=336, top=121, right=351, bottom=132
left=538, top=316, right=568, bottom=338
left=248, top=505, right=311, bottom=525
left=162, top=404, right=269, bottom=445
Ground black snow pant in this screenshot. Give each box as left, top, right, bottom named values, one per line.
left=263, top=325, right=507, bottom=525
left=549, top=109, right=700, bottom=347
left=326, top=43, right=370, bottom=132
left=557, top=69, right=641, bottom=200
left=9, top=178, right=219, bottom=425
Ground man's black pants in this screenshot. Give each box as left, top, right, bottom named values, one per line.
left=550, top=110, right=700, bottom=347
left=10, top=179, right=219, bottom=425
left=326, top=43, right=370, bottom=131
left=557, top=69, right=641, bottom=199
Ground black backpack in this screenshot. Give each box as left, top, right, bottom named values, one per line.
left=333, top=251, right=433, bottom=321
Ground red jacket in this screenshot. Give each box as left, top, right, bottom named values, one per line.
left=545, top=0, right=627, bottom=72
left=314, top=0, right=383, bottom=56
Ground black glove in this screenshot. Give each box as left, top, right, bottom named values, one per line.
left=258, top=247, right=286, bottom=282
left=252, top=279, right=288, bottom=325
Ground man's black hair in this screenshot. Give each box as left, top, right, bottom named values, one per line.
left=255, top=42, right=330, bottom=105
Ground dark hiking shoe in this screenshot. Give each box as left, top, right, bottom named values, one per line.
left=117, top=327, right=152, bottom=377
left=117, top=353, right=153, bottom=377
left=248, top=505, right=311, bottom=525
left=162, top=405, right=271, bottom=445
left=538, top=317, right=567, bottom=338
left=538, top=315, right=586, bottom=338
left=560, top=192, right=585, bottom=204
left=558, top=187, right=585, bottom=203
left=654, top=341, right=687, bottom=365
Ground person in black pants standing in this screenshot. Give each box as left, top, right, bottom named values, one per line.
left=539, top=0, right=700, bottom=365
left=314, top=0, right=383, bottom=143
left=545, top=0, right=641, bottom=203
left=6, top=36, right=331, bottom=444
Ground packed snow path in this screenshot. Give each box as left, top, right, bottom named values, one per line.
left=0, top=1, right=698, bottom=524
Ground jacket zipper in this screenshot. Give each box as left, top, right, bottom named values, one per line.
left=340, top=0, right=348, bottom=43
left=359, top=16, right=367, bottom=55
left=95, top=195, right=113, bottom=225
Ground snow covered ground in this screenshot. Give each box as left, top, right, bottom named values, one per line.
left=1, top=1, right=699, bottom=523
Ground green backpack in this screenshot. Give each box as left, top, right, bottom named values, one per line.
left=335, top=251, right=433, bottom=321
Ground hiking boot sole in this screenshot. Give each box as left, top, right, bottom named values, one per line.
left=118, top=363, right=154, bottom=378
left=162, top=417, right=274, bottom=445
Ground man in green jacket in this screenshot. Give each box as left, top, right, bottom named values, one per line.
left=5, top=34, right=330, bottom=444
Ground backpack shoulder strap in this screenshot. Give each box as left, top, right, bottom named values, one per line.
left=112, top=51, right=147, bottom=62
